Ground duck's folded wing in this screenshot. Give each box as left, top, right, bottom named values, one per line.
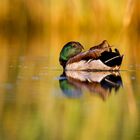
left=90, top=40, right=112, bottom=51
left=67, top=41, right=115, bottom=66
left=67, top=50, right=103, bottom=65
left=66, top=48, right=123, bottom=70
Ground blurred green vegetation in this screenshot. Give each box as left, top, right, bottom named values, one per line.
left=0, top=0, right=140, bottom=140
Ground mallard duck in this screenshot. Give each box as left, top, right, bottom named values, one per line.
left=59, top=71, right=122, bottom=99
left=59, top=40, right=123, bottom=70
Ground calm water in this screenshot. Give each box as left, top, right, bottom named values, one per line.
left=1, top=64, right=140, bottom=140
left=0, top=34, right=140, bottom=140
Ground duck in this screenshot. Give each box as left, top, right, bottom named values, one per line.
left=59, top=40, right=123, bottom=71
left=59, top=71, right=122, bottom=99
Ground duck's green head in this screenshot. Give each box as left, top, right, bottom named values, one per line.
left=59, top=41, right=84, bottom=68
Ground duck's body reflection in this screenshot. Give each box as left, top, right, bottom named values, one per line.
left=59, top=71, right=123, bottom=100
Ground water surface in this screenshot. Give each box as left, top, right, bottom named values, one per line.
left=0, top=61, right=140, bottom=140
left=0, top=32, right=140, bottom=140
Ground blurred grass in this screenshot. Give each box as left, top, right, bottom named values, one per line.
left=0, top=0, right=139, bottom=37
left=0, top=0, right=140, bottom=67
left=0, top=0, right=140, bottom=140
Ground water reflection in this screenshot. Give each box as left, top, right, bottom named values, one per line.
left=59, top=71, right=123, bottom=100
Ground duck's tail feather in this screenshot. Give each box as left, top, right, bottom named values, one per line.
left=99, top=51, right=123, bottom=67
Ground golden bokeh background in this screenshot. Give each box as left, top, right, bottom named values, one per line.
left=0, top=0, right=140, bottom=140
